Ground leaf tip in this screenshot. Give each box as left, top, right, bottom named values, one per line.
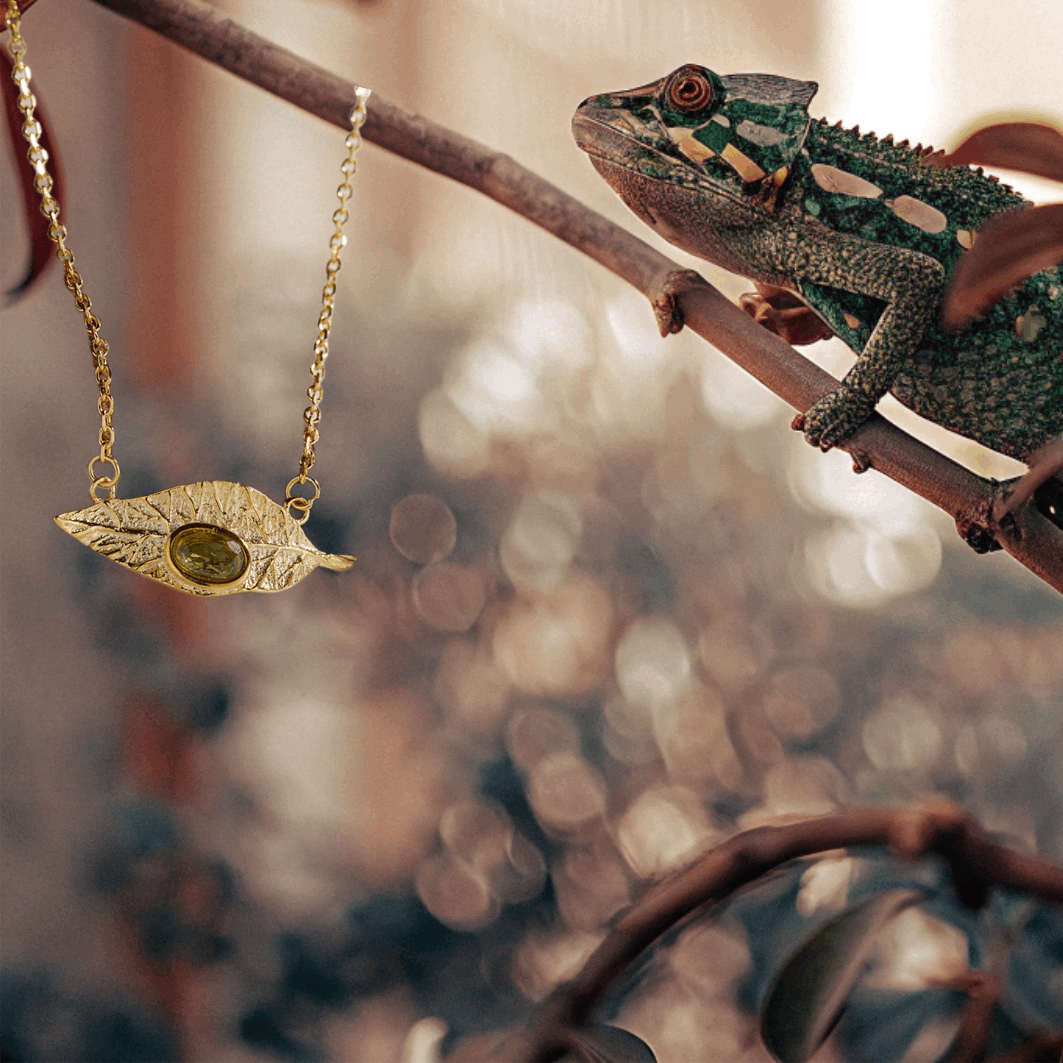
left=319, top=552, right=357, bottom=572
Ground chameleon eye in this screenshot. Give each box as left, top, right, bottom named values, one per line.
left=668, top=70, right=713, bottom=112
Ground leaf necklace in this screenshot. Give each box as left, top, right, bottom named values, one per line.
left=5, top=0, right=368, bottom=596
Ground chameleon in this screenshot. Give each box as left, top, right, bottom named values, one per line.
left=572, top=65, right=1063, bottom=467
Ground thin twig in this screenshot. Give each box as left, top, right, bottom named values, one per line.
left=78, top=0, right=1063, bottom=590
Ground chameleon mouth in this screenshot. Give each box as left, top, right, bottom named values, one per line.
left=571, top=108, right=642, bottom=165
left=572, top=106, right=713, bottom=193
left=572, top=105, right=685, bottom=169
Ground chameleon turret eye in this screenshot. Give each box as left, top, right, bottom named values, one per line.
left=667, top=69, right=713, bottom=112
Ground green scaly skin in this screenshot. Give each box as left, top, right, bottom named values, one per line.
left=573, top=65, right=1063, bottom=463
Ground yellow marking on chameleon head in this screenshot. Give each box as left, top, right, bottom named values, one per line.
left=810, top=163, right=882, bottom=198
left=843, top=312, right=863, bottom=330
left=888, top=195, right=947, bottom=234
left=721, top=143, right=766, bottom=182
left=956, top=229, right=975, bottom=249
left=667, top=126, right=716, bottom=164
left=771, top=165, right=789, bottom=188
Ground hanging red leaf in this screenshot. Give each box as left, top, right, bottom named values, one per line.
left=938, top=121, right=1063, bottom=183
left=941, top=203, right=1063, bottom=329
left=939, top=121, right=1063, bottom=329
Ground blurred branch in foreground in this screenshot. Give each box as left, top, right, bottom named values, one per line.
left=484, top=801, right=1063, bottom=1062
left=0, top=0, right=1021, bottom=587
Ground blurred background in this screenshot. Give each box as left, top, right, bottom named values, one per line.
left=1, top=0, right=1062, bottom=1059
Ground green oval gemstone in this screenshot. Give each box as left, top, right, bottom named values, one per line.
left=169, top=524, right=249, bottom=585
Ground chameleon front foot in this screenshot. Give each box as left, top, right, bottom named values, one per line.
left=650, top=269, right=707, bottom=336
left=793, top=385, right=874, bottom=452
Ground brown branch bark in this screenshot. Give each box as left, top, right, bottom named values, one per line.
left=83, top=0, right=1063, bottom=590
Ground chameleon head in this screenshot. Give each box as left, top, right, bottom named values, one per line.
left=573, top=65, right=818, bottom=224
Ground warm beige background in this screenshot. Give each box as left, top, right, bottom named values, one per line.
left=2, top=1, right=1062, bottom=1060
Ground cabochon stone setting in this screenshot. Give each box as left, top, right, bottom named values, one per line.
left=169, top=523, right=249, bottom=585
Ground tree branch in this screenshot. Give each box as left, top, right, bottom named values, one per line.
left=83, top=0, right=1063, bottom=591
left=504, top=803, right=1063, bottom=1063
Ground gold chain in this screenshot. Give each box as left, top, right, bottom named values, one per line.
left=285, top=88, right=371, bottom=524
left=6, top=0, right=369, bottom=516
left=5, top=0, right=119, bottom=502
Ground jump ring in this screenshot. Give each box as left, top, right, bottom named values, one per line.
left=88, top=453, right=120, bottom=486
left=285, top=475, right=321, bottom=505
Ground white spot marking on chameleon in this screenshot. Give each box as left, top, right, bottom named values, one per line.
left=810, top=164, right=882, bottom=198
left=1015, top=306, right=1046, bottom=342
left=712, top=114, right=731, bottom=127
left=667, top=126, right=716, bottom=164
left=956, top=229, right=975, bottom=249
left=888, top=195, right=947, bottom=234
left=736, top=120, right=787, bottom=146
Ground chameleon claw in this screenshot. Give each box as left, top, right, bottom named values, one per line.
left=739, top=284, right=835, bottom=346
left=795, top=386, right=873, bottom=452
left=849, top=447, right=872, bottom=473
left=650, top=269, right=707, bottom=336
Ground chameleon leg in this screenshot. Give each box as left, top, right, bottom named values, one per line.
left=774, top=228, right=947, bottom=449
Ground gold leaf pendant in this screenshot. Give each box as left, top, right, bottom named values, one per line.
left=55, top=481, right=355, bottom=596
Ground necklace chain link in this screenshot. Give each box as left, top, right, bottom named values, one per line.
left=286, top=88, right=370, bottom=524
left=4, top=0, right=368, bottom=517
left=6, top=0, right=118, bottom=501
